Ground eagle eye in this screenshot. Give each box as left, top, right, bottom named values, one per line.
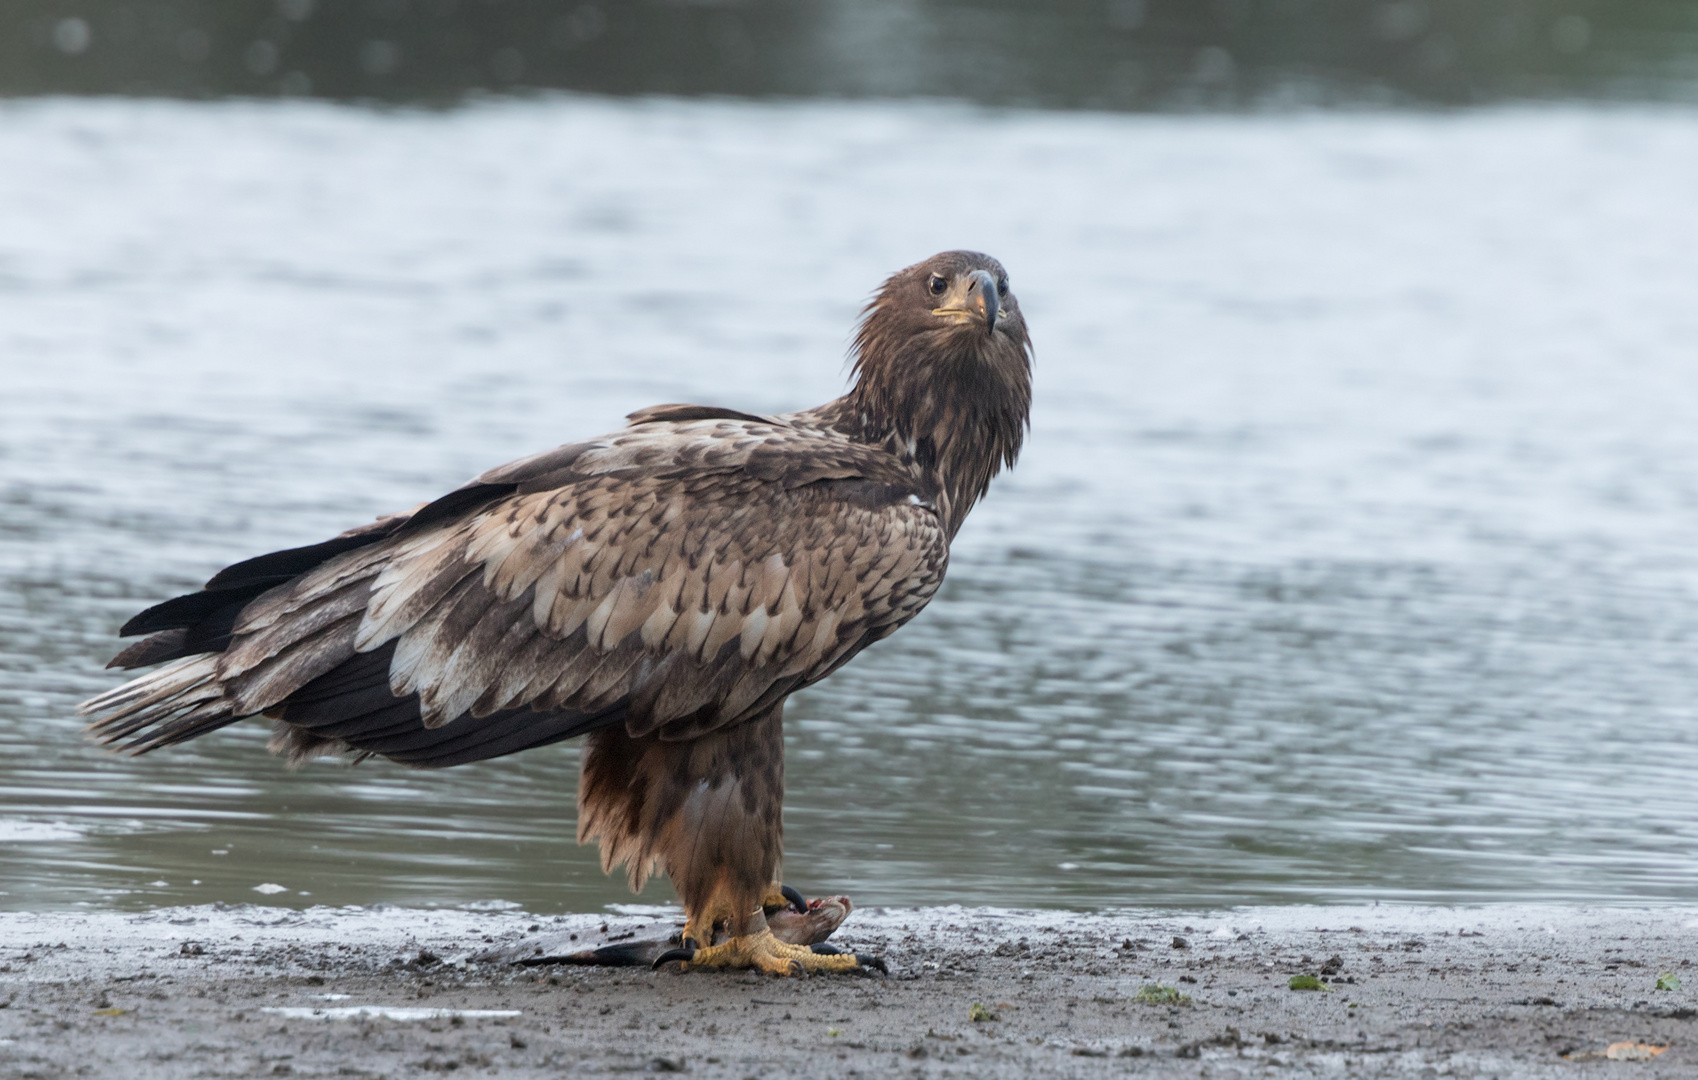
left=997, top=275, right=1009, bottom=294
left=926, top=273, right=948, bottom=297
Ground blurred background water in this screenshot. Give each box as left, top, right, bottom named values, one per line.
left=5, top=0, right=1698, bottom=107
left=2, top=3, right=1697, bottom=915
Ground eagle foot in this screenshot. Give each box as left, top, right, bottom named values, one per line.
left=653, top=927, right=885, bottom=977
left=518, top=890, right=853, bottom=969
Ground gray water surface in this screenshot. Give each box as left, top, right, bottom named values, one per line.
left=3, top=98, right=1698, bottom=913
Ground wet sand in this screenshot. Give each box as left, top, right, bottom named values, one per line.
left=1, top=904, right=1693, bottom=1078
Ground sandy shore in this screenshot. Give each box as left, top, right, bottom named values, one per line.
left=1, top=903, right=1693, bottom=1078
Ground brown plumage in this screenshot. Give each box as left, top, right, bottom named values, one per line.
left=80, top=251, right=1031, bottom=972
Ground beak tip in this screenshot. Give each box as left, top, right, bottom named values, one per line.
left=968, top=268, right=1000, bottom=333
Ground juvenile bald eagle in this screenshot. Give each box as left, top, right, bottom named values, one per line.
left=81, top=251, right=1031, bottom=976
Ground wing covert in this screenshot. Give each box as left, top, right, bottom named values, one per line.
left=224, top=431, right=948, bottom=750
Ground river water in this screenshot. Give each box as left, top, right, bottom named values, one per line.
left=2, top=96, right=1696, bottom=913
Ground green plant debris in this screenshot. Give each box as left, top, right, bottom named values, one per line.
left=827, top=1027, right=842, bottom=1037
left=1288, top=975, right=1334, bottom=992
left=1133, top=984, right=1192, bottom=1005
left=968, top=1002, right=998, bottom=1023
left=1655, top=972, right=1681, bottom=992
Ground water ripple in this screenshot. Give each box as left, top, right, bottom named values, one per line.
left=2, top=97, right=1697, bottom=911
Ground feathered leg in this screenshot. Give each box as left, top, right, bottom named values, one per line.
left=577, top=704, right=882, bottom=976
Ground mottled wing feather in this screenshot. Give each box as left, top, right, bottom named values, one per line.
left=172, top=419, right=948, bottom=761
left=317, top=469, right=943, bottom=740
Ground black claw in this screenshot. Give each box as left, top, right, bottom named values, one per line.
left=780, top=884, right=808, bottom=914
left=809, top=944, right=844, bottom=956
left=855, top=954, right=889, bottom=975
left=651, top=948, right=696, bottom=970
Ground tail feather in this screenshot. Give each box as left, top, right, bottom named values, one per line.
left=80, top=654, right=234, bottom=754
left=79, top=654, right=220, bottom=718
left=118, top=698, right=245, bottom=753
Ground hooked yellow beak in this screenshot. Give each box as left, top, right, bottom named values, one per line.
left=931, top=268, right=1000, bottom=333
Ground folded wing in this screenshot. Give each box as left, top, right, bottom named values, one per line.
left=81, top=414, right=947, bottom=768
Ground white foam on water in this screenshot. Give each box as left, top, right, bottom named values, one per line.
left=0, top=821, right=82, bottom=843
left=605, top=903, right=682, bottom=917
left=263, top=1007, right=521, bottom=1022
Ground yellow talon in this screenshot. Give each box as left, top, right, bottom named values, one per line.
left=658, top=927, right=883, bottom=977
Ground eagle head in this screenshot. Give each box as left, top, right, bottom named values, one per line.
left=857, top=250, right=1030, bottom=362
left=846, top=251, right=1034, bottom=532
